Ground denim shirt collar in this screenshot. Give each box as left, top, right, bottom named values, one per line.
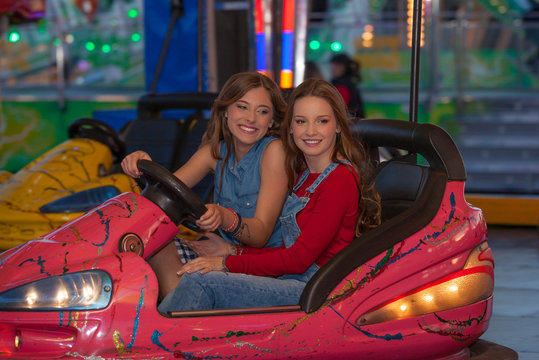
left=226, top=137, right=273, bottom=180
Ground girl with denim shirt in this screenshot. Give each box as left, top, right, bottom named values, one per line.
left=121, top=72, right=288, bottom=299
left=158, top=79, right=381, bottom=312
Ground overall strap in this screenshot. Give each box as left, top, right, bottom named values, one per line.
left=305, top=159, right=352, bottom=194
left=293, top=169, right=311, bottom=193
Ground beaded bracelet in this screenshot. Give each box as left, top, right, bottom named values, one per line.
left=230, top=244, right=244, bottom=256
left=221, top=208, right=238, bottom=232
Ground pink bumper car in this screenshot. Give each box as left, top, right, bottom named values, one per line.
left=0, top=119, right=504, bottom=359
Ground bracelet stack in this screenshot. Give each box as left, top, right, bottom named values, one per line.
left=222, top=208, right=242, bottom=237
left=230, top=244, right=244, bottom=256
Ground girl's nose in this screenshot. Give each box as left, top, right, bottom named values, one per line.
left=245, top=109, right=256, bottom=123
left=306, top=122, right=316, bottom=136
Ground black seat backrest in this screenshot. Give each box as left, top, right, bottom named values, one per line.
left=123, top=117, right=192, bottom=171
left=375, top=160, right=428, bottom=222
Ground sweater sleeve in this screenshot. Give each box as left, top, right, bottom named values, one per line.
left=225, top=170, right=356, bottom=276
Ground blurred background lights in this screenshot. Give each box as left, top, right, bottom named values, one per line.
left=101, top=44, right=112, bottom=53
left=131, top=32, right=142, bottom=42
left=85, top=41, right=96, bottom=51
left=330, top=41, right=342, bottom=52
left=8, top=30, right=21, bottom=43
left=309, top=40, right=321, bottom=50
left=127, top=8, right=139, bottom=18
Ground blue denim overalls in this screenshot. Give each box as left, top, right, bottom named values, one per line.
left=278, top=160, right=349, bottom=282
left=214, top=136, right=282, bottom=247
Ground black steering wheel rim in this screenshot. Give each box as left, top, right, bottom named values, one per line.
left=68, top=118, right=126, bottom=160
left=137, top=159, right=207, bottom=227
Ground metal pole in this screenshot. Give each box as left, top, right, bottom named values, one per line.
left=197, top=0, right=204, bottom=92
left=293, top=0, right=308, bottom=87
left=409, top=0, right=423, bottom=123
left=427, top=0, right=440, bottom=112
left=206, top=0, right=218, bottom=92
left=149, top=0, right=184, bottom=94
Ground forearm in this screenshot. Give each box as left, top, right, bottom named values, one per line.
left=220, top=208, right=276, bottom=248
left=232, top=217, right=272, bottom=248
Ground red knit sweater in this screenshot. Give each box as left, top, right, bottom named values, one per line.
left=225, top=164, right=359, bottom=276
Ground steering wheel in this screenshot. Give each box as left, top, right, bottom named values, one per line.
left=136, top=159, right=207, bottom=231
left=68, top=118, right=125, bottom=160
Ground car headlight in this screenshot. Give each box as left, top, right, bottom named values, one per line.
left=39, top=186, right=120, bottom=213
left=0, top=270, right=112, bottom=311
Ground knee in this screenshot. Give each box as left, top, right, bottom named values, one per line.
left=158, top=272, right=212, bottom=313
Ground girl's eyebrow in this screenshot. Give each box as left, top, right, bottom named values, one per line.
left=294, top=114, right=331, bottom=118
left=237, top=100, right=270, bottom=109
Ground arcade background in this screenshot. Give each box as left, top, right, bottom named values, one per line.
left=1, top=0, right=538, bottom=197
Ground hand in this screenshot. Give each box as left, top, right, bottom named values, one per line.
left=121, top=151, right=152, bottom=178
left=182, top=232, right=232, bottom=257
left=195, top=204, right=224, bottom=232
left=177, top=256, right=224, bottom=275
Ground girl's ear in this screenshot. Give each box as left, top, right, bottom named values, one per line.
left=336, top=124, right=342, bottom=134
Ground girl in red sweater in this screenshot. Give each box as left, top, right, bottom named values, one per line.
left=158, top=79, right=380, bottom=312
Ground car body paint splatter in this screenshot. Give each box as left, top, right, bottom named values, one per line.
left=329, top=304, right=403, bottom=341
left=387, top=239, right=423, bottom=266
left=151, top=330, right=174, bottom=353
left=423, top=193, right=467, bottom=246
left=192, top=330, right=262, bottom=342
left=326, top=248, right=394, bottom=305
left=231, top=340, right=272, bottom=353
left=18, top=255, right=50, bottom=275
left=63, top=251, right=69, bottom=274
left=126, top=275, right=147, bottom=349
left=433, top=301, right=488, bottom=328
left=418, top=301, right=488, bottom=342
left=112, top=329, right=127, bottom=354
left=92, top=210, right=111, bottom=247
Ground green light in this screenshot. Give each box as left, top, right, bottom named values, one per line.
left=131, top=33, right=141, bottom=42
left=309, top=40, right=321, bottom=50
left=8, top=31, right=20, bottom=43
left=53, top=38, right=61, bottom=46
left=330, top=41, right=342, bottom=52
left=85, top=41, right=96, bottom=51
left=101, top=44, right=112, bottom=53
left=127, top=9, right=139, bottom=18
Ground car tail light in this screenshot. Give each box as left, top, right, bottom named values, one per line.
left=358, top=242, right=494, bottom=326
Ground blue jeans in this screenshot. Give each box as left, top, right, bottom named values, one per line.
left=158, top=264, right=319, bottom=312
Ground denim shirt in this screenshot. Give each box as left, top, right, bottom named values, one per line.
left=214, top=137, right=282, bottom=247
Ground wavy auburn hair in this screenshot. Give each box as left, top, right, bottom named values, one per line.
left=281, top=78, right=381, bottom=235
left=201, top=71, right=286, bottom=163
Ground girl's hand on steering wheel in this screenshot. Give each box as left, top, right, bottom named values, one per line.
left=177, top=256, right=224, bottom=275
left=195, top=204, right=223, bottom=231
left=121, top=151, right=152, bottom=178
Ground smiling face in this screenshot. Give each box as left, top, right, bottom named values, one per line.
left=225, top=87, right=273, bottom=159
left=290, top=96, right=340, bottom=173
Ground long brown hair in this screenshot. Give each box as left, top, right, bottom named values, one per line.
left=281, top=78, right=381, bottom=235
left=201, top=71, right=286, bottom=163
